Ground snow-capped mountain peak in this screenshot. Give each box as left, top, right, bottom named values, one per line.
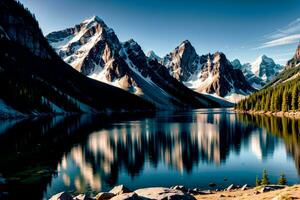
left=162, top=40, right=200, bottom=81
left=147, top=50, right=161, bottom=62
left=231, top=55, right=283, bottom=89
left=251, top=54, right=283, bottom=81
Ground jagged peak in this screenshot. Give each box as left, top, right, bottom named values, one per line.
left=179, top=40, right=191, bottom=47
left=147, top=50, right=161, bottom=61
left=126, top=38, right=137, bottom=45
left=231, top=59, right=242, bottom=69
left=82, top=15, right=105, bottom=25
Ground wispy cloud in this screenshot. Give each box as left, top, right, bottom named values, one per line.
left=257, top=34, right=300, bottom=49
left=257, top=18, right=300, bottom=49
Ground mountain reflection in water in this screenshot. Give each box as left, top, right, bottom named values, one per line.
left=0, top=109, right=299, bottom=200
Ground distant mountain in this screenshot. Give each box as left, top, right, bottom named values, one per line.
left=236, top=43, right=300, bottom=113
left=162, top=41, right=255, bottom=103
left=0, top=1, right=154, bottom=118
left=146, top=50, right=161, bottom=62
left=263, top=43, right=300, bottom=88
left=47, top=17, right=222, bottom=108
left=231, top=55, right=283, bottom=89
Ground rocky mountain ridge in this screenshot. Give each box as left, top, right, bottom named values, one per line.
left=47, top=17, right=223, bottom=108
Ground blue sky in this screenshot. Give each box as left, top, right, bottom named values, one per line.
left=19, top=0, right=300, bottom=65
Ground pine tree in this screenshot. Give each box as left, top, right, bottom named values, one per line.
left=278, top=173, right=287, bottom=185
left=282, top=89, right=289, bottom=112
left=261, top=169, right=270, bottom=185
left=256, top=176, right=261, bottom=186
left=291, top=85, right=298, bottom=111
left=264, top=94, right=270, bottom=111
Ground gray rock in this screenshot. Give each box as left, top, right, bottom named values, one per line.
left=110, top=192, right=140, bottom=200
left=135, top=187, right=195, bottom=200
left=170, top=185, right=187, bottom=192
left=49, top=192, right=73, bottom=200
left=74, top=194, right=94, bottom=200
left=109, top=185, right=132, bottom=195
left=95, top=192, right=116, bottom=200
left=226, top=184, right=235, bottom=191
left=259, top=185, right=285, bottom=193
left=241, top=184, right=248, bottom=191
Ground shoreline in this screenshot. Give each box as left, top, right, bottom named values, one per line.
left=49, top=184, right=300, bottom=200
left=235, top=109, right=300, bottom=119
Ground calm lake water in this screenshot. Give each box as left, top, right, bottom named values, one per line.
left=0, top=109, right=299, bottom=199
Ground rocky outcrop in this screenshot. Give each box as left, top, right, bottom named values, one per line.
left=147, top=50, right=161, bottom=62
left=286, top=43, right=300, bottom=69
left=162, top=40, right=200, bottom=82
left=190, top=52, right=255, bottom=97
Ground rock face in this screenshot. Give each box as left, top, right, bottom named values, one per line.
left=286, top=43, right=300, bottom=69
left=163, top=40, right=200, bottom=82
left=47, top=17, right=220, bottom=109
left=147, top=50, right=161, bottom=62
left=232, top=56, right=283, bottom=89
left=185, top=52, right=255, bottom=97
left=162, top=41, right=255, bottom=101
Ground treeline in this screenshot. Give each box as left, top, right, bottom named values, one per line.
left=236, top=77, right=300, bottom=112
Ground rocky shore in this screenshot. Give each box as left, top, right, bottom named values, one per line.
left=236, top=109, right=300, bottom=119
left=49, top=184, right=300, bottom=200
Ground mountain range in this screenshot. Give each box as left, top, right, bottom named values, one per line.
left=1, top=0, right=297, bottom=118
left=47, top=17, right=258, bottom=104
left=231, top=55, right=283, bottom=89
left=46, top=16, right=224, bottom=108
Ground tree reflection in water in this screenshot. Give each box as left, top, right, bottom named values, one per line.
left=0, top=109, right=299, bottom=200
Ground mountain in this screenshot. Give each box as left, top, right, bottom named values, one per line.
left=163, top=40, right=200, bottom=82
left=236, top=43, right=300, bottom=113
left=286, top=43, right=300, bottom=69
left=231, top=55, right=283, bottom=89
left=162, top=41, right=255, bottom=103
left=0, top=0, right=155, bottom=118
left=146, top=50, right=161, bottom=62
left=47, top=17, right=222, bottom=108
left=263, top=43, right=300, bottom=88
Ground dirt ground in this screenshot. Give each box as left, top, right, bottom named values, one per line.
left=195, top=185, right=300, bottom=200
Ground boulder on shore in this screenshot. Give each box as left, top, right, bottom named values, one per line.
left=95, top=192, right=116, bottom=200
left=134, top=187, right=196, bottom=200
left=110, top=192, right=140, bottom=200
left=109, top=185, right=132, bottom=195
left=49, top=192, right=73, bottom=200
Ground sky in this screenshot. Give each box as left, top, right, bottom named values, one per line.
left=19, top=0, right=300, bottom=65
